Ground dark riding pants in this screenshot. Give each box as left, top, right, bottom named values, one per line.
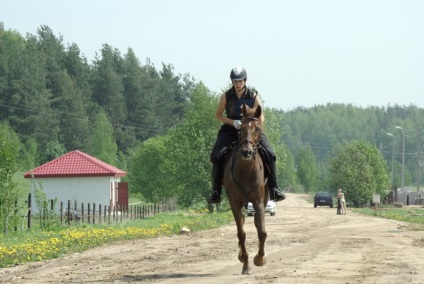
left=210, top=125, right=238, bottom=164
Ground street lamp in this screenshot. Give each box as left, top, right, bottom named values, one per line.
left=395, top=126, right=405, bottom=193
left=386, top=133, right=395, bottom=185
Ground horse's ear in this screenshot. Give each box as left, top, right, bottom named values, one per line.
left=242, top=103, right=248, bottom=116
left=255, top=105, right=262, bottom=118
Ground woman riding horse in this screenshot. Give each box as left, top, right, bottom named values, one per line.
left=208, top=66, right=285, bottom=204
left=224, top=103, right=271, bottom=274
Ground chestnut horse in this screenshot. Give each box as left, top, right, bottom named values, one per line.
left=223, top=104, right=269, bottom=274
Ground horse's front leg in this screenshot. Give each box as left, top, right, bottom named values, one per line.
left=253, top=207, right=267, bottom=267
left=231, top=206, right=250, bottom=274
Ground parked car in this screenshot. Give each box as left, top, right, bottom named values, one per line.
left=246, top=200, right=276, bottom=216
left=314, top=192, right=333, bottom=208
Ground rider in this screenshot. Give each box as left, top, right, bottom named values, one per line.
left=208, top=66, right=286, bottom=203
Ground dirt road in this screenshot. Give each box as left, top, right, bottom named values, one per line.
left=1, top=193, right=424, bottom=283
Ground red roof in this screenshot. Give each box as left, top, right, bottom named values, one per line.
left=24, top=150, right=127, bottom=178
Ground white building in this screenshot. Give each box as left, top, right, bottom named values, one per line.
left=24, top=150, right=127, bottom=214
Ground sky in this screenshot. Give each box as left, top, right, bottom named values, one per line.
left=1, top=0, right=423, bottom=111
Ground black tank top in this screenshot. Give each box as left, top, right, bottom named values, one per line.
left=225, top=87, right=257, bottom=120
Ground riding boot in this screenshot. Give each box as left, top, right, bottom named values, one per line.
left=267, top=160, right=286, bottom=202
left=208, top=163, right=222, bottom=203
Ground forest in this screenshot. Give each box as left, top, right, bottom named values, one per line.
left=1, top=23, right=423, bottom=210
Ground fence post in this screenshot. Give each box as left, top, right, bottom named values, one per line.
left=88, top=203, right=91, bottom=224
left=14, top=200, right=18, bottom=232
left=67, top=200, right=71, bottom=225
left=27, top=193, right=31, bottom=229
left=120, top=204, right=123, bottom=223
left=99, top=204, right=102, bottom=224
left=93, top=203, right=96, bottom=224
left=81, top=203, right=84, bottom=223
left=60, top=201, right=63, bottom=224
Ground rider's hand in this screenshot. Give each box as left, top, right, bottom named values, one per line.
left=233, top=120, right=242, bottom=130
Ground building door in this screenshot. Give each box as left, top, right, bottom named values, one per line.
left=117, top=182, right=128, bottom=208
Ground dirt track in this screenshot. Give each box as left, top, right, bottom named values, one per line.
left=1, top=193, right=424, bottom=283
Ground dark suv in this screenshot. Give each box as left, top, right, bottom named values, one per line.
left=314, top=192, right=333, bottom=208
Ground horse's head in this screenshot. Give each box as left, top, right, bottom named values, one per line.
left=239, top=104, right=262, bottom=160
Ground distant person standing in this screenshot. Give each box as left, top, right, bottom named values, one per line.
left=337, top=188, right=346, bottom=215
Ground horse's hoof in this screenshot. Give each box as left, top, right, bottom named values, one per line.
left=241, top=265, right=250, bottom=275
left=253, top=254, right=267, bottom=266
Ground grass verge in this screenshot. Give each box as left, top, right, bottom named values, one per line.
left=352, top=207, right=424, bottom=228
left=0, top=210, right=233, bottom=268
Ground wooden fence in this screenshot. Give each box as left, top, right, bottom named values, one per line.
left=25, top=194, right=176, bottom=229
left=59, top=200, right=175, bottom=225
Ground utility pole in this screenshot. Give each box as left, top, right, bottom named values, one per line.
left=387, top=133, right=395, bottom=185
left=417, top=130, right=421, bottom=202
left=396, top=126, right=405, bottom=193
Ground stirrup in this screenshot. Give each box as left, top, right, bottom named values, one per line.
left=270, top=188, right=286, bottom=202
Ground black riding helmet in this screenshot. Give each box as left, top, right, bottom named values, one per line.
left=230, top=67, right=247, bottom=81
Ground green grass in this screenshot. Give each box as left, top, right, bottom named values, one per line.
left=0, top=210, right=233, bottom=268
left=352, top=207, right=424, bottom=227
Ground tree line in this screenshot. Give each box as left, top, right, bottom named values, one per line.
left=0, top=23, right=194, bottom=168
left=1, top=23, right=423, bottom=232
left=278, top=103, right=424, bottom=193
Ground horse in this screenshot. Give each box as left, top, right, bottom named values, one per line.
left=223, top=103, right=269, bottom=275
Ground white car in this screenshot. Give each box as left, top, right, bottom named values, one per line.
left=246, top=200, right=276, bottom=216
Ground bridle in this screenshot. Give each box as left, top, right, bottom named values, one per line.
left=238, top=116, right=261, bottom=156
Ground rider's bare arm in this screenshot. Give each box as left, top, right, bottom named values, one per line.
left=215, top=94, right=235, bottom=126
left=254, top=94, right=265, bottom=125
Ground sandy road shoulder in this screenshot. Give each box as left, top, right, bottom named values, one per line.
left=1, top=193, right=423, bottom=283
